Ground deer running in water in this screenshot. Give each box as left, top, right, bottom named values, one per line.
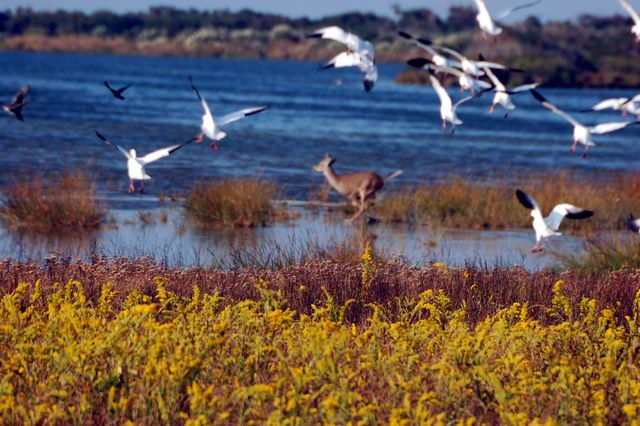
left=313, top=154, right=403, bottom=222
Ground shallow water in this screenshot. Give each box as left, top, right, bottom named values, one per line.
left=0, top=52, right=632, bottom=268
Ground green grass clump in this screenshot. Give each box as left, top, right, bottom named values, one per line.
left=557, top=236, right=640, bottom=273
left=184, top=178, right=281, bottom=228
left=0, top=171, right=106, bottom=232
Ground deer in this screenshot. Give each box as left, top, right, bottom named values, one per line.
left=313, top=153, right=403, bottom=222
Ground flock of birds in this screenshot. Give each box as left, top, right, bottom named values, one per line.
left=3, top=0, right=640, bottom=253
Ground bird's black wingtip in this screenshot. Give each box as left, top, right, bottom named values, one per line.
left=95, top=130, right=107, bottom=141
left=566, top=210, right=594, bottom=220
left=307, top=32, right=323, bottom=39
left=417, top=38, right=433, bottom=46
left=397, top=31, right=412, bottom=39
left=530, top=89, right=546, bottom=103
left=407, top=58, right=430, bottom=68
left=515, top=189, right=535, bottom=210
left=364, top=79, right=375, bottom=92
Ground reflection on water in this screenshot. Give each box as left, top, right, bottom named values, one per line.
left=0, top=207, right=580, bottom=271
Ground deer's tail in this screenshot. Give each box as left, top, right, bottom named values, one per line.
left=382, top=170, right=403, bottom=181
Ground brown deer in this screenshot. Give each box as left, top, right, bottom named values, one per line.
left=313, top=154, right=403, bottom=222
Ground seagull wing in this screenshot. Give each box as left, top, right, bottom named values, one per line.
left=453, top=85, right=493, bottom=111
left=324, top=51, right=363, bottom=69
left=475, top=60, right=507, bottom=69
left=545, top=204, right=593, bottom=231
left=505, top=83, right=540, bottom=94
left=95, top=131, right=135, bottom=161
left=189, top=76, right=215, bottom=129
left=483, top=67, right=506, bottom=91
left=588, top=98, right=629, bottom=111
left=117, top=83, right=133, bottom=94
left=620, top=0, right=640, bottom=24
left=497, top=0, right=542, bottom=19
left=217, top=105, right=269, bottom=127
left=397, top=31, right=439, bottom=56
left=11, top=86, right=29, bottom=106
left=474, top=0, right=493, bottom=19
left=589, top=121, right=639, bottom=135
left=308, top=26, right=360, bottom=51
left=429, top=74, right=452, bottom=112
left=515, top=189, right=542, bottom=215
left=531, top=90, right=581, bottom=127
left=138, top=138, right=195, bottom=165
left=439, top=47, right=466, bottom=62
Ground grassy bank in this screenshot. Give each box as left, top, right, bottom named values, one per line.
left=371, top=172, right=640, bottom=231
left=0, top=171, right=106, bottom=232
left=1, top=257, right=640, bottom=423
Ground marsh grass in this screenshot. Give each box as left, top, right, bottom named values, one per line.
left=0, top=171, right=106, bottom=232
left=373, top=171, right=640, bottom=231
left=184, top=178, right=284, bottom=228
left=556, top=235, right=640, bottom=273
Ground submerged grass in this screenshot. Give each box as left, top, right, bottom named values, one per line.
left=0, top=171, right=106, bottom=232
left=556, top=235, right=640, bottom=273
left=183, top=179, right=283, bottom=228
left=373, top=171, right=640, bottom=231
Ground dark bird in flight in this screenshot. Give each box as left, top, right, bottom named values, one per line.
left=104, top=81, right=133, bottom=100
left=2, top=85, right=31, bottom=121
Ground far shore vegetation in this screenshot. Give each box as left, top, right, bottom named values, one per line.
left=2, top=7, right=640, bottom=87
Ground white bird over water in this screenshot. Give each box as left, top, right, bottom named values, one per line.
left=429, top=70, right=492, bottom=133
left=515, top=189, right=593, bottom=253
left=620, top=0, right=640, bottom=41
left=582, top=96, right=640, bottom=119
left=531, top=90, right=640, bottom=158
left=407, top=58, right=492, bottom=94
left=437, top=46, right=507, bottom=77
left=189, top=76, right=269, bottom=151
left=96, top=131, right=195, bottom=194
left=473, top=0, right=541, bottom=39
left=308, top=26, right=377, bottom=91
left=484, top=66, right=539, bottom=117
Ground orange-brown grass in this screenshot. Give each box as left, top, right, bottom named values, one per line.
left=374, top=171, right=640, bottom=231
left=2, top=254, right=640, bottom=327
left=0, top=171, right=106, bottom=232
left=184, top=178, right=282, bottom=228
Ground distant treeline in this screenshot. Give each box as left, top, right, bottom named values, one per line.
left=1, top=6, right=640, bottom=87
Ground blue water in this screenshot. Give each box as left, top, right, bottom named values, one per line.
left=2, top=51, right=640, bottom=209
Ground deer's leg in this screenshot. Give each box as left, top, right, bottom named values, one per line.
left=348, top=192, right=368, bottom=223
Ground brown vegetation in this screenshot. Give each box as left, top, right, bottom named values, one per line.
left=2, top=255, right=639, bottom=327
left=183, top=178, right=283, bottom=228
left=0, top=171, right=106, bottom=232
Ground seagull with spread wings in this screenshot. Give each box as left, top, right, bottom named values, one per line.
left=582, top=95, right=640, bottom=119
left=473, top=0, right=541, bottom=39
left=531, top=90, right=639, bottom=158
left=516, top=189, right=593, bottom=253
left=407, top=58, right=492, bottom=94
left=2, top=85, right=31, bottom=121
left=95, top=131, right=194, bottom=194
left=189, top=76, right=269, bottom=151
left=484, top=66, right=539, bottom=118
left=308, top=26, right=377, bottom=91
left=398, top=32, right=461, bottom=70
left=103, top=81, right=133, bottom=100
left=620, top=0, right=640, bottom=41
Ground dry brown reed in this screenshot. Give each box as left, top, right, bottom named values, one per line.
left=374, top=171, right=640, bottom=231
left=183, top=179, right=282, bottom=228
left=0, top=171, right=106, bottom=232
left=2, top=255, right=640, bottom=327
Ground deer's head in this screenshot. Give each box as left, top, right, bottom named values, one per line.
left=313, top=154, right=336, bottom=173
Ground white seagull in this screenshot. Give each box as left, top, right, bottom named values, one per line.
left=531, top=90, right=639, bottom=158
left=96, top=131, right=194, bottom=194
left=308, top=26, right=377, bottom=91
left=516, top=189, right=593, bottom=253
left=473, top=0, right=541, bottom=39
left=620, top=0, right=640, bottom=42
left=429, top=71, right=492, bottom=133
left=398, top=32, right=460, bottom=69
left=438, top=46, right=507, bottom=77
left=189, top=76, right=269, bottom=151
left=407, top=58, right=492, bottom=93
left=484, top=66, right=539, bottom=117
left=582, top=96, right=640, bottom=119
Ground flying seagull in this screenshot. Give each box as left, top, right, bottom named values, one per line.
left=620, top=0, right=640, bottom=42
left=398, top=32, right=460, bottom=70
left=516, top=189, right=593, bottom=253
left=308, top=26, right=377, bottom=91
left=429, top=70, right=492, bottom=133
left=484, top=66, right=539, bottom=118
left=473, top=0, right=541, bottom=39
left=2, top=85, right=31, bottom=121
left=104, top=81, right=133, bottom=100
left=189, top=76, right=269, bottom=150
left=407, top=58, right=492, bottom=94
left=531, top=89, right=639, bottom=158
left=437, top=46, right=507, bottom=77
left=582, top=96, right=640, bottom=119
left=95, top=131, right=194, bottom=194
